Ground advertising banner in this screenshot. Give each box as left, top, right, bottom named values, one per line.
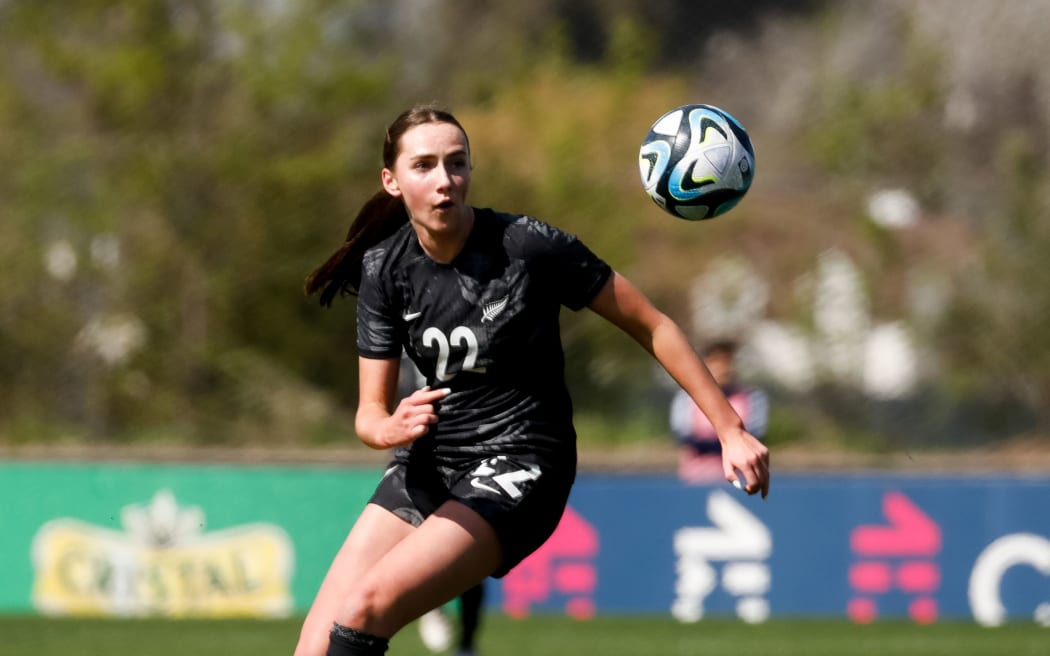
left=0, top=462, right=378, bottom=617
left=1, top=462, right=1046, bottom=625
left=500, top=473, right=1050, bottom=625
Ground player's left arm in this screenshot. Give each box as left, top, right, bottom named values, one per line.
left=588, top=271, right=770, bottom=497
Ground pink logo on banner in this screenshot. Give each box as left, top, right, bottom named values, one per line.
left=501, top=506, right=599, bottom=620
left=848, top=492, right=942, bottom=624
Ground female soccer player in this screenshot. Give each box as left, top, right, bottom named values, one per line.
left=296, top=105, right=770, bottom=656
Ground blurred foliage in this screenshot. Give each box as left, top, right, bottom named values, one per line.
left=0, top=0, right=1048, bottom=452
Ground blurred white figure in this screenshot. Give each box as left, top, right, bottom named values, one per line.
left=863, top=322, right=918, bottom=400
left=418, top=607, right=453, bottom=652
left=690, top=256, right=769, bottom=339
left=867, top=188, right=920, bottom=229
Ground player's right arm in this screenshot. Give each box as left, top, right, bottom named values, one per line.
left=355, top=356, right=449, bottom=449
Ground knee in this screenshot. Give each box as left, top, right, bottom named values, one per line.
left=340, top=580, right=395, bottom=634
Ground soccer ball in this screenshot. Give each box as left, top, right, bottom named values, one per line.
left=638, top=104, right=755, bottom=220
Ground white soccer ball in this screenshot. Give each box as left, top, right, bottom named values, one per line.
left=639, top=104, right=756, bottom=220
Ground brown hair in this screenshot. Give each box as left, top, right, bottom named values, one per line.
left=304, top=104, right=469, bottom=306
left=702, top=339, right=740, bottom=358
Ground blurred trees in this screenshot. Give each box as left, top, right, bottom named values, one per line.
left=0, top=0, right=1047, bottom=450
left=0, top=0, right=401, bottom=444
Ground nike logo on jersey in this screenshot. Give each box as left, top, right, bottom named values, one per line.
left=481, top=296, right=508, bottom=323
left=403, top=310, right=423, bottom=321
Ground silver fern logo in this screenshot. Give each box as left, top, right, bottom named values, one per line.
left=481, top=296, right=508, bottom=322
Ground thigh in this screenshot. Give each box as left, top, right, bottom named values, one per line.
left=369, top=460, right=447, bottom=526
left=336, top=499, right=502, bottom=637
left=295, top=503, right=414, bottom=656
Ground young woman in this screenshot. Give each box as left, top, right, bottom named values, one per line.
left=297, top=105, right=770, bottom=656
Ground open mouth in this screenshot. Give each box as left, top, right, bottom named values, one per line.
left=435, top=200, right=454, bottom=210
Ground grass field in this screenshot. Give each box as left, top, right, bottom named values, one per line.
left=1, top=614, right=1046, bottom=656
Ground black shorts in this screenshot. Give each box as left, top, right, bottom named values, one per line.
left=368, top=453, right=575, bottom=578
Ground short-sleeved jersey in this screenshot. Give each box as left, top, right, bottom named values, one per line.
left=356, top=208, right=612, bottom=465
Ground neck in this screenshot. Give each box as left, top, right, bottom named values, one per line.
left=416, top=206, right=475, bottom=264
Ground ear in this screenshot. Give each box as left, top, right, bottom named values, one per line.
left=381, top=168, right=401, bottom=197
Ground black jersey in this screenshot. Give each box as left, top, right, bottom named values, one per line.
left=356, top=208, right=612, bottom=464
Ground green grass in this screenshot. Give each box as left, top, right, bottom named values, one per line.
left=1, top=615, right=1046, bottom=656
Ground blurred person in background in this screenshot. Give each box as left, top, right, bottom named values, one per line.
left=295, top=104, right=769, bottom=656
left=670, top=340, right=768, bottom=484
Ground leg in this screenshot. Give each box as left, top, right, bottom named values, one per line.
left=336, top=499, right=502, bottom=638
left=294, top=504, right=415, bottom=656
left=457, top=582, right=485, bottom=654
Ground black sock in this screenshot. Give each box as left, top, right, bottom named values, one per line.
left=458, top=583, right=485, bottom=651
left=327, top=623, right=389, bottom=656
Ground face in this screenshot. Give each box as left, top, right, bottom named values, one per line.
left=705, top=349, right=735, bottom=386
left=382, top=121, right=472, bottom=237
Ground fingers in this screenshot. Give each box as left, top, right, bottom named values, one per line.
left=739, top=451, right=770, bottom=499
left=408, top=386, right=450, bottom=428
left=412, top=386, right=452, bottom=404
left=732, top=468, right=766, bottom=498
left=390, top=387, right=450, bottom=445
left=725, top=442, right=770, bottom=499
left=739, top=458, right=771, bottom=499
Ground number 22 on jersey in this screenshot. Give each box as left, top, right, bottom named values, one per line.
left=422, top=326, right=486, bottom=381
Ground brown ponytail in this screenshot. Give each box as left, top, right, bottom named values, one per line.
left=304, top=190, right=408, bottom=305
left=305, top=103, right=469, bottom=306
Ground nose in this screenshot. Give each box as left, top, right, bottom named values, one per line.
left=434, top=163, right=452, bottom=190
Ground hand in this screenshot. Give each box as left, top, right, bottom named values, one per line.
left=720, top=426, right=770, bottom=498
left=382, top=386, right=449, bottom=448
